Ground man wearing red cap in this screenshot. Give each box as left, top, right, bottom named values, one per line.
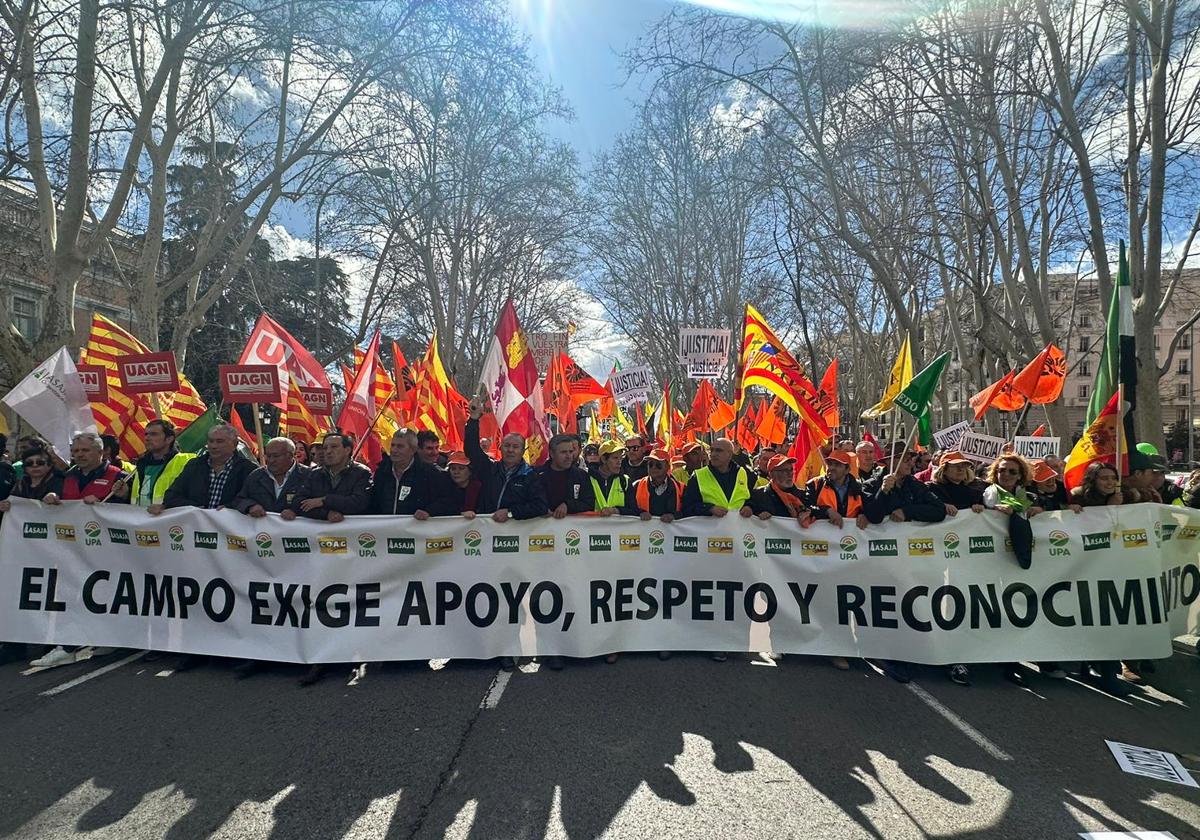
left=804, top=449, right=867, bottom=529
left=431, top=451, right=484, bottom=517
left=750, top=454, right=814, bottom=525
left=631, top=449, right=683, bottom=522
left=681, top=441, right=707, bottom=475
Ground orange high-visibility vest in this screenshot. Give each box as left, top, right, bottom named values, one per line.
left=634, top=476, right=682, bottom=513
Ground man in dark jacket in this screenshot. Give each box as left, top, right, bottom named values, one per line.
left=233, top=437, right=311, bottom=516
left=804, top=450, right=868, bottom=528
left=163, top=424, right=256, bottom=510
left=370, top=429, right=441, bottom=517
left=681, top=438, right=756, bottom=520
left=863, top=449, right=948, bottom=525
left=284, top=433, right=372, bottom=523
left=536, top=433, right=595, bottom=517
left=465, top=402, right=548, bottom=521
left=750, top=454, right=813, bottom=522
left=631, top=449, right=683, bottom=522
left=620, top=435, right=650, bottom=482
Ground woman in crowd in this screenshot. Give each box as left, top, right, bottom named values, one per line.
left=0, top=445, right=64, bottom=507
left=293, top=439, right=313, bottom=467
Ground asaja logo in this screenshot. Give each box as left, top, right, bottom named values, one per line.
left=1082, top=531, right=1111, bottom=551
left=801, top=540, right=829, bottom=556
left=868, top=539, right=898, bottom=557
left=170, top=525, right=185, bottom=544
left=134, top=530, right=160, bottom=548
left=357, top=533, right=377, bottom=556
left=649, top=530, right=665, bottom=547
left=319, top=536, right=348, bottom=554
left=107, top=527, right=131, bottom=545
left=388, top=537, right=415, bottom=554
left=968, top=535, right=994, bottom=554
left=282, top=536, right=311, bottom=554
left=22, top=522, right=48, bottom=539
left=565, top=530, right=581, bottom=548
left=255, top=532, right=273, bottom=550
left=765, top=538, right=792, bottom=555
left=426, top=537, right=454, bottom=554
left=674, top=535, right=698, bottom=553
left=54, top=524, right=75, bottom=541
left=1121, top=529, right=1148, bottom=548
left=84, top=521, right=101, bottom=540
left=908, top=538, right=935, bottom=557
left=1162, top=522, right=1178, bottom=541
left=493, top=535, right=520, bottom=553
left=226, top=535, right=247, bottom=552
left=708, top=537, right=734, bottom=554
left=590, top=534, right=612, bottom=551
left=943, top=532, right=960, bottom=551
left=194, top=531, right=218, bottom=550
left=619, top=534, right=640, bottom=551
left=529, top=535, right=555, bottom=552
left=465, top=530, right=482, bottom=548
left=1049, top=530, right=1069, bottom=548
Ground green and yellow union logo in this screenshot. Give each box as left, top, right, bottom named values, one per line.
left=943, top=532, right=960, bottom=551
left=464, top=530, right=481, bottom=548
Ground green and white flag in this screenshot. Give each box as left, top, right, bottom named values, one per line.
left=893, top=352, right=950, bottom=446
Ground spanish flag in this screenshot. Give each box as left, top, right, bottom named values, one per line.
left=1064, top=392, right=1126, bottom=491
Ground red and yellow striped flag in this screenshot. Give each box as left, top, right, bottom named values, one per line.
left=411, top=334, right=453, bottom=440
left=80, top=314, right=206, bottom=456
left=279, top=378, right=328, bottom=444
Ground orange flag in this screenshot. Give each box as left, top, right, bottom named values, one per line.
left=816, top=360, right=839, bottom=430
left=542, top=353, right=577, bottom=433
left=229, top=406, right=261, bottom=460
left=561, top=353, right=609, bottom=407
left=1031, top=424, right=1047, bottom=437
left=735, top=404, right=759, bottom=452
left=340, top=364, right=355, bottom=394
left=681, top=380, right=715, bottom=437
left=755, top=396, right=787, bottom=445
left=968, top=370, right=1026, bottom=420
left=788, top=423, right=825, bottom=484
left=1012, top=343, right=1067, bottom=404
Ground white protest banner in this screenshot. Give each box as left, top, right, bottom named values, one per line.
left=958, top=430, right=1008, bottom=465
left=933, top=420, right=972, bottom=451
left=609, top=365, right=653, bottom=406
left=1104, top=741, right=1198, bottom=788
left=678, top=328, right=731, bottom=379
left=1013, top=435, right=1061, bottom=460
left=529, top=331, right=568, bottom=375
left=1, top=347, right=98, bottom=455
left=1, top=500, right=1193, bottom=665
left=1157, top=507, right=1200, bottom=638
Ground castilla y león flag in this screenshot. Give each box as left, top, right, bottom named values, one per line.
left=479, top=301, right=549, bottom=464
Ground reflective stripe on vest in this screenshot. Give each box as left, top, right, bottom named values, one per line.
left=816, top=481, right=862, bottom=517
left=634, top=477, right=682, bottom=512
left=591, top=475, right=627, bottom=510
left=694, top=466, right=750, bottom=509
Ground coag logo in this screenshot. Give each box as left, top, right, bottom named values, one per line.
left=55, top=524, right=76, bottom=541
left=388, top=537, right=415, bottom=554
left=943, top=533, right=960, bottom=551
left=426, top=537, right=454, bottom=554
left=84, top=521, right=102, bottom=543
left=1121, top=529, right=1148, bottom=548
left=590, top=534, right=611, bottom=551
left=968, top=536, right=994, bottom=554
left=358, top=533, right=376, bottom=557
left=282, top=536, right=311, bottom=554
left=650, top=530, right=665, bottom=547
left=908, top=538, right=934, bottom=557
left=1176, top=525, right=1200, bottom=540
left=565, top=530, right=581, bottom=548
left=465, top=530, right=482, bottom=548
left=170, top=526, right=185, bottom=544
left=529, top=535, right=555, bottom=552
left=254, top=532, right=274, bottom=557
left=194, top=531, right=218, bottom=550
left=868, top=539, right=898, bottom=557
left=674, top=535, right=698, bottom=553
left=801, top=540, right=829, bottom=556
left=492, top=535, right=520, bottom=553
left=22, top=522, right=48, bottom=539
left=226, top=535, right=247, bottom=552
left=765, top=538, right=791, bottom=555
left=708, top=537, right=734, bottom=554
left=619, top=534, right=640, bottom=551
left=319, top=536, right=348, bottom=554
left=135, top=530, right=160, bottom=548
left=1082, top=531, right=1111, bottom=552
left=107, top=527, right=130, bottom=545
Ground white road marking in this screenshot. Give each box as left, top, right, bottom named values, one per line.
left=750, top=651, right=778, bottom=667
left=480, top=669, right=512, bottom=709
left=906, top=682, right=1013, bottom=762
left=40, top=651, right=146, bottom=697
left=155, top=669, right=174, bottom=678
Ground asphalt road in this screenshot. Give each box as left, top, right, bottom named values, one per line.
left=1, top=643, right=1199, bottom=840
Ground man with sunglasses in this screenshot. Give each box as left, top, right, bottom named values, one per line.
left=621, top=435, right=650, bottom=482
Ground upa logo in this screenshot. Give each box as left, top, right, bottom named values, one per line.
left=742, top=533, right=757, bottom=557
left=801, top=539, right=829, bottom=556
left=565, top=530, right=581, bottom=555
left=169, top=525, right=186, bottom=551
left=649, top=530, right=666, bottom=555
left=839, top=535, right=858, bottom=560
left=765, top=538, right=792, bottom=555
left=84, top=521, right=102, bottom=545
left=358, top=533, right=377, bottom=557
left=968, top=535, right=994, bottom=554
left=674, top=535, right=698, bottom=553
left=194, top=531, right=218, bottom=550
left=319, top=536, right=348, bottom=555
left=282, top=536, right=311, bottom=554
left=107, top=527, right=131, bottom=545
left=1048, top=530, right=1070, bottom=556
left=943, top=532, right=960, bottom=557
left=1082, top=531, right=1112, bottom=552
left=426, top=537, right=454, bottom=554
left=226, top=535, right=247, bottom=552
left=1121, top=529, right=1149, bottom=548
left=590, top=534, right=612, bottom=552
left=868, top=539, right=898, bottom=557
left=55, top=524, right=76, bottom=542
left=464, top=530, right=482, bottom=557
left=908, top=538, right=935, bottom=557
left=135, top=530, right=160, bottom=548
left=708, top=537, right=734, bottom=554
left=387, top=537, right=415, bottom=555
left=492, top=535, right=520, bottom=553
left=22, top=522, right=48, bottom=539
left=255, top=532, right=274, bottom=557
left=528, top=535, right=555, bottom=552
left=619, top=534, right=640, bottom=551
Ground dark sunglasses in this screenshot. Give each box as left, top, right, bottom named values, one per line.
left=627, top=444, right=643, bottom=450
left=25, top=458, right=49, bottom=467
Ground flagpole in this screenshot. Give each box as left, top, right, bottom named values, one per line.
left=1115, top=382, right=1124, bottom=491
left=251, top=402, right=267, bottom=465
left=351, top=398, right=392, bottom=461
left=1013, top=401, right=1033, bottom=438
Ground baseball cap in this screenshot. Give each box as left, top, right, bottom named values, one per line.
left=598, top=440, right=625, bottom=457
left=446, top=451, right=470, bottom=467
left=647, top=448, right=671, bottom=463
left=767, top=454, right=796, bottom=472
left=682, top=441, right=704, bottom=455
left=1031, top=459, right=1058, bottom=483
left=940, top=451, right=971, bottom=465
left=826, top=450, right=853, bottom=466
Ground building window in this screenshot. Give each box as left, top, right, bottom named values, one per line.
left=1080, top=360, right=1090, bottom=377
left=1078, top=335, right=1090, bottom=352
left=1180, top=359, right=1191, bottom=375
left=1181, top=333, right=1192, bottom=350
left=1078, top=314, right=1090, bottom=328
left=1179, top=408, right=1189, bottom=424
left=1179, top=383, right=1189, bottom=398
left=11, top=296, right=38, bottom=339
left=1078, top=384, right=1089, bottom=399
left=1154, top=334, right=1161, bottom=349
